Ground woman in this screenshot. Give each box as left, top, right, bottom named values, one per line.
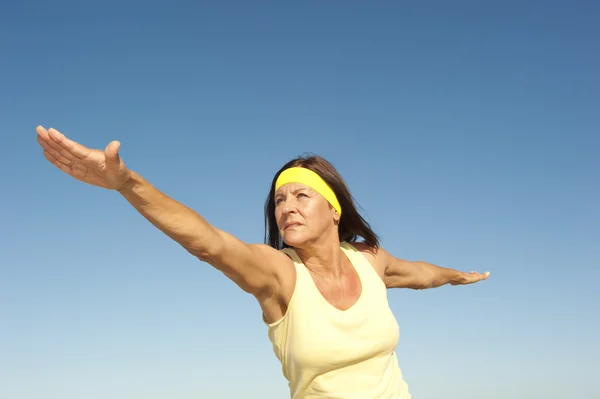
left=36, top=125, right=489, bottom=399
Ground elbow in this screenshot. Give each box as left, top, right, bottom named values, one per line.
left=386, top=278, right=432, bottom=290
left=188, top=232, right=224, bottom=262
left=409, top=281, right=434, bottom=290
left=408, top=271, right=437, bottom=290
left=192, top=243, right=221, bottom=263
left=194, top=249, right=215, bottom=263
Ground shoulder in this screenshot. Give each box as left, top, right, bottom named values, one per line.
left=249, top=244, right=297, bottom=323
left=346, top=241, right=389, bottom=279
left=259, top=243, right=298, bottom=288
left=247, top=243, right=296, bottom=275
left=239, top=244, right=296, bottom=294
left=244, top=243, right=293, bottom=261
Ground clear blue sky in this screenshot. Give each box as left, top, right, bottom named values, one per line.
left=1, top=1, right=598, bottom=398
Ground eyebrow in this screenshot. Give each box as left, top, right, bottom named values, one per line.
left=275, top=187, right=311, bottom=198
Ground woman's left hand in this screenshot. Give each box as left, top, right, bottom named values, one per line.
left=450, top=271, right=490, bottom=285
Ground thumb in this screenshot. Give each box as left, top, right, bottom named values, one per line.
left=104, top=141, right=122, bottom=168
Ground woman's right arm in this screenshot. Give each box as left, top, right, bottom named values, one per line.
left=36, top=126, right=288, bottom=298
left=117, top=171, right=288, bottom=295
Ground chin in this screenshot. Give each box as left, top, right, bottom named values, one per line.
left=281, top=231, right=309, bottom=248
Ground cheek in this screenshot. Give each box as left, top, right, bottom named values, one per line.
left=303, top=201, right=329, bottom=225
left=274, top=210, right=282, bottom=227
left=274, top=207, right=286, bottom=229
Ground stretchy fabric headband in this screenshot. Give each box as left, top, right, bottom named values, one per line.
left=275, top=167, right=342, bottom=215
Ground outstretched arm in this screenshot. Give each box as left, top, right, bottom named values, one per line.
left=115, top=171, right=287, bottom=295
left=116, top=171, right=223, bottom=259
left=36, top=126, right=288, bottom=297
left=363, top=246, right=489, bottom=290
left=384, top=257, right=489, bottom=289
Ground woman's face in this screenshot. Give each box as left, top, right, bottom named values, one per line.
left=274, top=182, right=338, bottom=248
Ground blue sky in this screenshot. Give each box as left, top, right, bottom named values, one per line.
left=1, top=1, right=598, bottom=398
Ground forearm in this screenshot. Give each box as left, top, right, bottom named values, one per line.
left=117, top=171, right=220, bottom=257
left=414, top=261, right=463, bottom=289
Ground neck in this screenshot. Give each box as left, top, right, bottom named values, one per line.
left=295, top=237, right=345, bottom=278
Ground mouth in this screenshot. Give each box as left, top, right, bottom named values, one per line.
left=284, top=222, right=302, bottom=230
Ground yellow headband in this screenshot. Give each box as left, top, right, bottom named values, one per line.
left=275, top=167, right=342, bottom=215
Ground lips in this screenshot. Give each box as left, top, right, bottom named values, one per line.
left=284, top=222, right=302, bottom=229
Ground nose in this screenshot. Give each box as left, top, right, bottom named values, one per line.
left=281, top=196, right=297, bottom=215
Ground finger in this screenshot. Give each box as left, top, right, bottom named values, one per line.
left=36, top=125, right=50, bottom=140
left=38, top=135, right=74, bottom=167
left=37, top=130, right=81, bottom=165
left=43, top=149, right=73, bottom=175
left=47, top=128, right=92, bottom=159
left=471, top=271, right=490, bottom=283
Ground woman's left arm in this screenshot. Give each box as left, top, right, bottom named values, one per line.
left=373, top=247, right=490, bottom=289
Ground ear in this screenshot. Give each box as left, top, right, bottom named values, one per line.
left=333, top=209, right=340, bottom=225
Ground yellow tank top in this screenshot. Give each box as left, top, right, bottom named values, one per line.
left=266, top=242, right=412, bottom=399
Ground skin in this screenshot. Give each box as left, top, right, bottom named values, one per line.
left=35, top=125, right=490, bottom=325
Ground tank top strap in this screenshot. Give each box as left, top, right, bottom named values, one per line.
left=281, top=247, right=314, bottom=288
left=340, top=241, right=383, bottom=288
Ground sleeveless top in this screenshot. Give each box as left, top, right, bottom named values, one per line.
left=266, top=242, right=412, bottom=399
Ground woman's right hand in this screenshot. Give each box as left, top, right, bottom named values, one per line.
left=36, top=125, right=132, bottom=191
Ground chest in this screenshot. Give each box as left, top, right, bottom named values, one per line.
left=285, top=283, right=400, bottom=372
left=310, top=270, right=363, bottom=312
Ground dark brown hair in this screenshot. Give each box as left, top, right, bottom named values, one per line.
left=264, top=154, right=379, bottom=250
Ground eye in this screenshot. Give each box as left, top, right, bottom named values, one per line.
left=297, top=193, right=308, bottom=199
left=275, top=198, right=284, bottom=205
